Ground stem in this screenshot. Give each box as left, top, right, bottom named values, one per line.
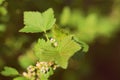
left=44, top=31, right=49, bottom=41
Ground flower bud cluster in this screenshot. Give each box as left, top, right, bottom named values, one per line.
left=22, top=61, right=58, bottom=80
left=50, top=38, right=58, bottom=47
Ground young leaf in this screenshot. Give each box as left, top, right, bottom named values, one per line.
left=1, top=66, right=19, bottom=76
left=56, top=36, right=81, bottom=68
left=13, top=77, right=28, bottom=80
left=34, top=39, right=57, bottom=62
left=19, top=8, right=56, bottom=33
left=34, top=36, right=81, bottom=69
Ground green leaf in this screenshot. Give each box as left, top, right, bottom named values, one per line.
left=50, top=25, right=67, bottom=41
left=34, top=39, right=57, bottom=62
left=34, top=36, right=81, bottom=69
left=13, top=77, right=28, bottom=80
left=79, top=41, right=89, bottom=52
left=1, top=66, right=19, bottom=76
left=73, top=37, right=89, bottom=52
left=19, top=8, right=56, bottom=33
left=18, top=49, right=37, bottom=69
left=60, top=7, right=71, bottom=26
left=56, top=36, right=81, bottom=68
left=0, top=7, right=7, bottom=15
left=18, top=54, right=36, bottom=69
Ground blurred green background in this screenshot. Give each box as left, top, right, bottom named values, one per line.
left=0, top=0, right=120, bottom=80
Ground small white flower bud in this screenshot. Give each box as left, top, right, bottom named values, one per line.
left=54, top=42, right=58, bottom=47
left=50, top=38, right=56, bottom=43
left=23, top=72, right=28, bottom=77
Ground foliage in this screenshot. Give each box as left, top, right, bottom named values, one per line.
left=1, top=67, right=19, bottom=76
left=18, top=48, right=37, bottom=69
left=0, top=0, right=8, bottom=32
left=34, top=36, right=81, bottom=69
left=1, top=8, right=84, bottom=80
left=60, top=7, right=120, bottom=43
left=13, top=77, right=28, bottom=80
left=20, top=8, right=56, bottom=33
